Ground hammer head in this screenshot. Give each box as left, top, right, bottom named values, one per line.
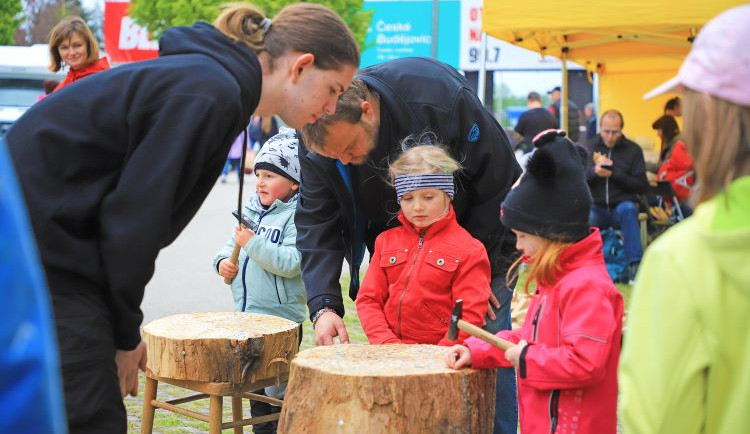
left=448, top=299, right=463, bottom=341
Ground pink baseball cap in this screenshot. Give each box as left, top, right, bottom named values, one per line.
left=644, top=5, right=750, bottom=107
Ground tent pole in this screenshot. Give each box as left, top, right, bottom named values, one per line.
left=478, top=31, right=488, bottom=105
left=561, top=50, right=569, bottom=134
left=431, top=0, right=439, bottom=58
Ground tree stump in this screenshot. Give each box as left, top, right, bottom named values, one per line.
left=278, top=344, right=496, bottom=434
left=142, top=312, right=299, bottom=384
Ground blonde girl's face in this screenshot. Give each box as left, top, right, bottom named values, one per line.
left=512, top=229, right=545, bottom=259
left=255, top=169, right=298, bottom=206
left=58, top=33, right=88, bottom=70
left=400, top=188, right=450, bottom=228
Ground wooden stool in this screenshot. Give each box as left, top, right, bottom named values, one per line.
left=278, top=344, right=496, bottom=433
left=140, top=312, right=299, bottom=434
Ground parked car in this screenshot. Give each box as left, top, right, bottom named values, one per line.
left=0, top=45, right=63, bottom=136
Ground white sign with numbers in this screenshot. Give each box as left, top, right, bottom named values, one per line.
left=459, top=0, right=582, bottom=71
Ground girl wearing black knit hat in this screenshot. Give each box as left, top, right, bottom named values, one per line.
left=446, top=130, right=624, bottom=434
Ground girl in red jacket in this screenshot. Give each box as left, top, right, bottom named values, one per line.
left=446, top=131, right=624, bottom=434
left=355, top=139, right=490, bottom=346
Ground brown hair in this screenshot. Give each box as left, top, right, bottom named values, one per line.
left=388, top=140, right=460, bottom=183
left=683, top=89, right=750, bottom=204
left=301, top=78, right=375, bottom=151
left=506, top=238, right=572, bottom=295
left=48, top=16, right=100, bottom=72
left=214, top=2, right=359, bottom=71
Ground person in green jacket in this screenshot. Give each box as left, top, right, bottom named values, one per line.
left=620, top=5, right=750, bottom=434
left=213, top=128, right=303, bottom=433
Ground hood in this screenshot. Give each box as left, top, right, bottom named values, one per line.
left=695, top=176, right=750, bottom=293
left=159, top=21, right=261, bottom=119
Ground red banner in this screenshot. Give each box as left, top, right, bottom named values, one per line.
left=104, top=1, right=159, bottom=63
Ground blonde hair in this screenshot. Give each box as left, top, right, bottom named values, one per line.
left=506, top=238, right=572, bottom=295
left=48, top=16, right=100, bottom=72
left=389, top=138, right=460, bottom=182
left=214, top=2, right=359, bottom=71
left=683, top=89, right=750, bottom=204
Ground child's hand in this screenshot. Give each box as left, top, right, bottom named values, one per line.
left=234, top=225, right=255, bottom=247
left=445, top=345, right=472, bottom=370
left=218, top=258, right=239, bottom=280
left=504, top=340, right=528, bottom=368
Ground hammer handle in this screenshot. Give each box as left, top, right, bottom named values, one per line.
left=458, top=319, right=514, bottom=351
left=223, top=243, right=242, bottom=285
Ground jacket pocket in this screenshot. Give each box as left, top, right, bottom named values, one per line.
left=418, top=249, right=460, bottom=291
left=380, top=248, right=408, bottom=281
left=420, top=301, right=449, bottom=328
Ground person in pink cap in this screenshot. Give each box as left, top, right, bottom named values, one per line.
left=621, top=5, right=750, bottom=433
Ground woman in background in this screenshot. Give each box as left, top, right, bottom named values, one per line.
left=48, top=16, right=109, bottom=92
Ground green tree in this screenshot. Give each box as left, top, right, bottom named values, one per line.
left=1, top=0, right=23, bottom=44
left=130, top=0, right=372, bottom=51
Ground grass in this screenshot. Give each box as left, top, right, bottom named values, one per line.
left=127, top=274, right=633, bottom=433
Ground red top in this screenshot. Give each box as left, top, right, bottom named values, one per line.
left=658, top=139, right=695, bottom=202
left=356, top=206, right=490, bottom=346
left=467, top=228, right=623, bottom=434
left=53, top=57, right=110, bottom=92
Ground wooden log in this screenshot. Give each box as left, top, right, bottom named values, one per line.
left=278, top=344, right=496, bottom=434
left=143, top=312, right=299, bottom=384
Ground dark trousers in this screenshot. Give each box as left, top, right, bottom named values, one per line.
left=484, top=276, right=518, bottom=434
left=590, top=201, right=643, bottom=265
left=52, top=291, right=126, bottom=434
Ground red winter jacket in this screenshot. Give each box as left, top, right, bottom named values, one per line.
left=466, top=228, right=623, bottom=434
left=657, top=139, right=695, bottom=202
left=53, top=57, right=110, bottom=92
left=356, top=206, right=490, bottom=346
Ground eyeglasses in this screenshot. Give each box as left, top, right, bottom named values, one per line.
left=601, top=129, right=622, bottom=136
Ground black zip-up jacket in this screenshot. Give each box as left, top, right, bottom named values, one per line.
left=296, top=57, right=522, bottom=319
left=585, top=134, right=649, bottom=207
left=7, top=22, right=261, bottom=350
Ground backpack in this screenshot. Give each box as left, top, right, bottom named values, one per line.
left=601, top=228, right=627, bottom=282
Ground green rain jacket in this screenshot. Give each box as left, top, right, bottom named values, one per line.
left=620, top=176, right=750, bottom=433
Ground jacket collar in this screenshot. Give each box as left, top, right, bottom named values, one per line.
left=558, top=227, right=606, bottom=270
left=68, top=57, right=110, bottom=80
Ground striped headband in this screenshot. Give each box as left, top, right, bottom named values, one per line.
left=394, top=173, right=455, bottom=201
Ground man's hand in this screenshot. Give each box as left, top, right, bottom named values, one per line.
left=504, top=339, right=528, bottom=369
left=594, top=157, right=614, bottom=178
left=486, top=291, right=501, bottom=321
left=115, top=340, right=148, bottom=398
left=314, top=311, right=350, bottom=345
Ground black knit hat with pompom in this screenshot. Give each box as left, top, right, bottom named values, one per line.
left=500, top=130, right=592, bottom=242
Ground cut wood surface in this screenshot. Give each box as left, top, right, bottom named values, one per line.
left=278, top=344, right=496, bottom=434
left=143, top=312, right=299, bottom=384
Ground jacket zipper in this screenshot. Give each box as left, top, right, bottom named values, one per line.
left=548, top=389, right=560, bottom=433
left=240, top=206, right=274, bottom=310
left=397, top=231, right=426, bottom=338
left=605, top=148, right=612, bottom=210
left=532, top=301, right=543, bottom=342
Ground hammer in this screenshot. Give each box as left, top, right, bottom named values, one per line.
left=448, top=299, right=514, bottom=351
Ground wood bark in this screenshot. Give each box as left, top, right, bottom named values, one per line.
left=278, top=344, right=496, bottom=434
left=143, top=312, right=299, bottom=384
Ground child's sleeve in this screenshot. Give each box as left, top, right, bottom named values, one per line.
left=437, top=242, right=491, bottom=346
left=212, top=229, right=237, bottom=275
left=464, top=329, right=523, bottom=369
left=244, top=214, right=301, bottom=278
left=355, top=236, right=402, bottom=344
left=519, top=281, right=622, bottom=390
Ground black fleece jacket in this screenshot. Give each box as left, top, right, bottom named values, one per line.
left=585, top=134, right=649, bottom=207
left=296, top=57, right=521, bottom=319
left=7, top=22, right=261, bottom=350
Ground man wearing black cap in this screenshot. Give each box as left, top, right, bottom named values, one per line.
left=548, top=86, right=581, bottom=142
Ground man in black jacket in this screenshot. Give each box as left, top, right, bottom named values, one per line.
left=297, top=57, right=521, bottom=434
left=585, top=110, right=648, bottom=283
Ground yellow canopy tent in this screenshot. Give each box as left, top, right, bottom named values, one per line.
left=483, top=0, right=745, bottom=154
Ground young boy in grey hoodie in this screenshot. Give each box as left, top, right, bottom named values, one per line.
left=213, top=127, right=303, bottom=433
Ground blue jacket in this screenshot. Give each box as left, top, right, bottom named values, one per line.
left=214, top=194, right=306, bottom=324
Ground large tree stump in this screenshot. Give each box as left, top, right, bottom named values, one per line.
left=278, top=344, right=496, bottom=434
left=143, top=312, right=299, bottom=384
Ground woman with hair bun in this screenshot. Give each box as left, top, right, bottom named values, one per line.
left=48, top=16, right=110, bottom=92
left=5, top=2, right=359, bottom=432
